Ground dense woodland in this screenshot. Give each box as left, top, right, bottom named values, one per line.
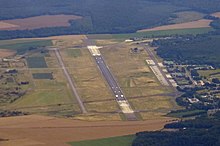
left=0, top=0, right=220, bottom=39
left=153, top=34, right=220, bottom=68
left=132, top=112, right=220, bottom=146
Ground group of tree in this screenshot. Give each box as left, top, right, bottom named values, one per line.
left=132, top=111, right=220, bottom=146
left=1, top=0, right=220, bottom=39
left=153, top=34, right=220, bottom=68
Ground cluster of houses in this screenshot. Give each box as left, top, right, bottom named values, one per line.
left=163, top=60, right=220, bottom=111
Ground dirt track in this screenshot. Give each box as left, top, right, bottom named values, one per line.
left=0, top=115, right=175, bottom=146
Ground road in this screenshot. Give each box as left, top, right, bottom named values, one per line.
left=54, top=48, right=87, bottom=114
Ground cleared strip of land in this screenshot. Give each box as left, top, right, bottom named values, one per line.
left=138, top=19, right=212, bottom=32
left=87, top=44, right=137, bottom=120
left=54, top=48, right=87, bottom=114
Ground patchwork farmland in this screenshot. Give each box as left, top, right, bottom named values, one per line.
left=26, top=57, right=48, bottom=68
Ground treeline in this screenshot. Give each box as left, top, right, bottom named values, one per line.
left=153, top=34, right=220, bottom=68
left=146, top=0, right=220, bottom=13
left=168, top=0, right=220, bottom=13
left=211, top=19, right=220, bottom=29
left=132, top=112, right=220, bottom=146
left=1, top=0, right=220, bottom=39
left=0, top=0, right=179, bottom=36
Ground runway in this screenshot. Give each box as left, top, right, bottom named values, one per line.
left=87, top=44, right=137, bottom=120
left=95, top=56, right=125, bottom=101
left=54, top=48, right=87, bottom=114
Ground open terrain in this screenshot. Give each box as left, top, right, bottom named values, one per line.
left=212, top=12, right=220, bottom=18
left=59, top=46, right=121, bottom=120
left=0, top=22, right=18, bottom=30
left=0, top=15, right=82, bottom=30
left=138, top=19, right=212, bottom=32
left=69, top=135, right=135, bottom=146
left=0, top=49, right=15, bottom=57
left=100, top=41, right=176, bottom=119
left=169, top=11, right=205, bottom=24
left=0, top=115, right=174, bottom=146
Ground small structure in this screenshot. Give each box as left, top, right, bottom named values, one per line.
left=188, top=98, right=200, bottom=104
left=164, top=61, right=174, bottom=66
left=5, top=69, right=18, bottom=74
left=158, top=62, right=164, bottom=67
left=146, top=60, right=155, bottom=65
left=131, top=48, right=141, bottom=53
left=166, top=74, right=172, bottom=79
left=125, top=39, right=133, bottom=43
left=197, top=80, right=205, bottom=86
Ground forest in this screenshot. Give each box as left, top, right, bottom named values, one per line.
left=0, top=0, right=220, bottom=39
left=132, top=112, right=220, bottom=146
left=154, top=34, right=220, bottom=68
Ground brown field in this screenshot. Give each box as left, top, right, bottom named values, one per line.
left=0, top=115, right=175, bottom=146
left=0, top=22, right=18, bottom=29
left=138, top=19, right=212, bottom=32
left=0, top=49, right=15, bottom=57
left=212, top=12, right=220, bottom=18
left=0, top=15, right=82, bottom=30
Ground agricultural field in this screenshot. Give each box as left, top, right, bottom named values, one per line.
left=0, top=115, right=173, bottom=146
left=0, top=21, right=18, bottom=29
left=0, top=39, right=52, bottom=55
left=169, top=11, right=206, bottom=24
left=69, top=135, right=135, bottom=146
left=0, top=49, right=15, bottom=57
left=5, top=49, right=81, bottom=117
left=32, top=73, right=53, bottom=79
left=100, top=41, right=176, bottom=119
left=0, top=15, right=82, bottom=30
left=0, top=37, right=82, bottom=117
left=138, top=19, right=212, bottom=32
left=88, top=27, right=213, bottom=40
left=212, top=12, right=220, bottom=18
left=26, top=57, right=48, bottom=68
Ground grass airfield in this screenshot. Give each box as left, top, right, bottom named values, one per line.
left=0, top=34, right=177, bottom=121
left=0, top=32, right=182, bottom=146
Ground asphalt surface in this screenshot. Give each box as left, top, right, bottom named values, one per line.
left=144, top=45, right=172, bottom=87
left=94, top=55, right=137, bottom=120
left=94, top=56, right=126, bottom=101
left=54, top=48, right=87, bottom=114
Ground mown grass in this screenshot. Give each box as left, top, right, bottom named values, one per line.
left=67, top=49, right=82, bottom=58
left=198, top=69, right=220, bottom=80
left=26, top=57, right=48, bottom=68
left=100, top=42, right=175, bottom=119
left=68, top=135, right=135, bottom=146
left=167, top=110, right=207, bottom=118
left=169, top=11, right=205, bottom=24
left=32, top=73, right=53, bottom=79
left=0, top=39, right=52, bottom=55
left=87, top=27, right=213, bottom=40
